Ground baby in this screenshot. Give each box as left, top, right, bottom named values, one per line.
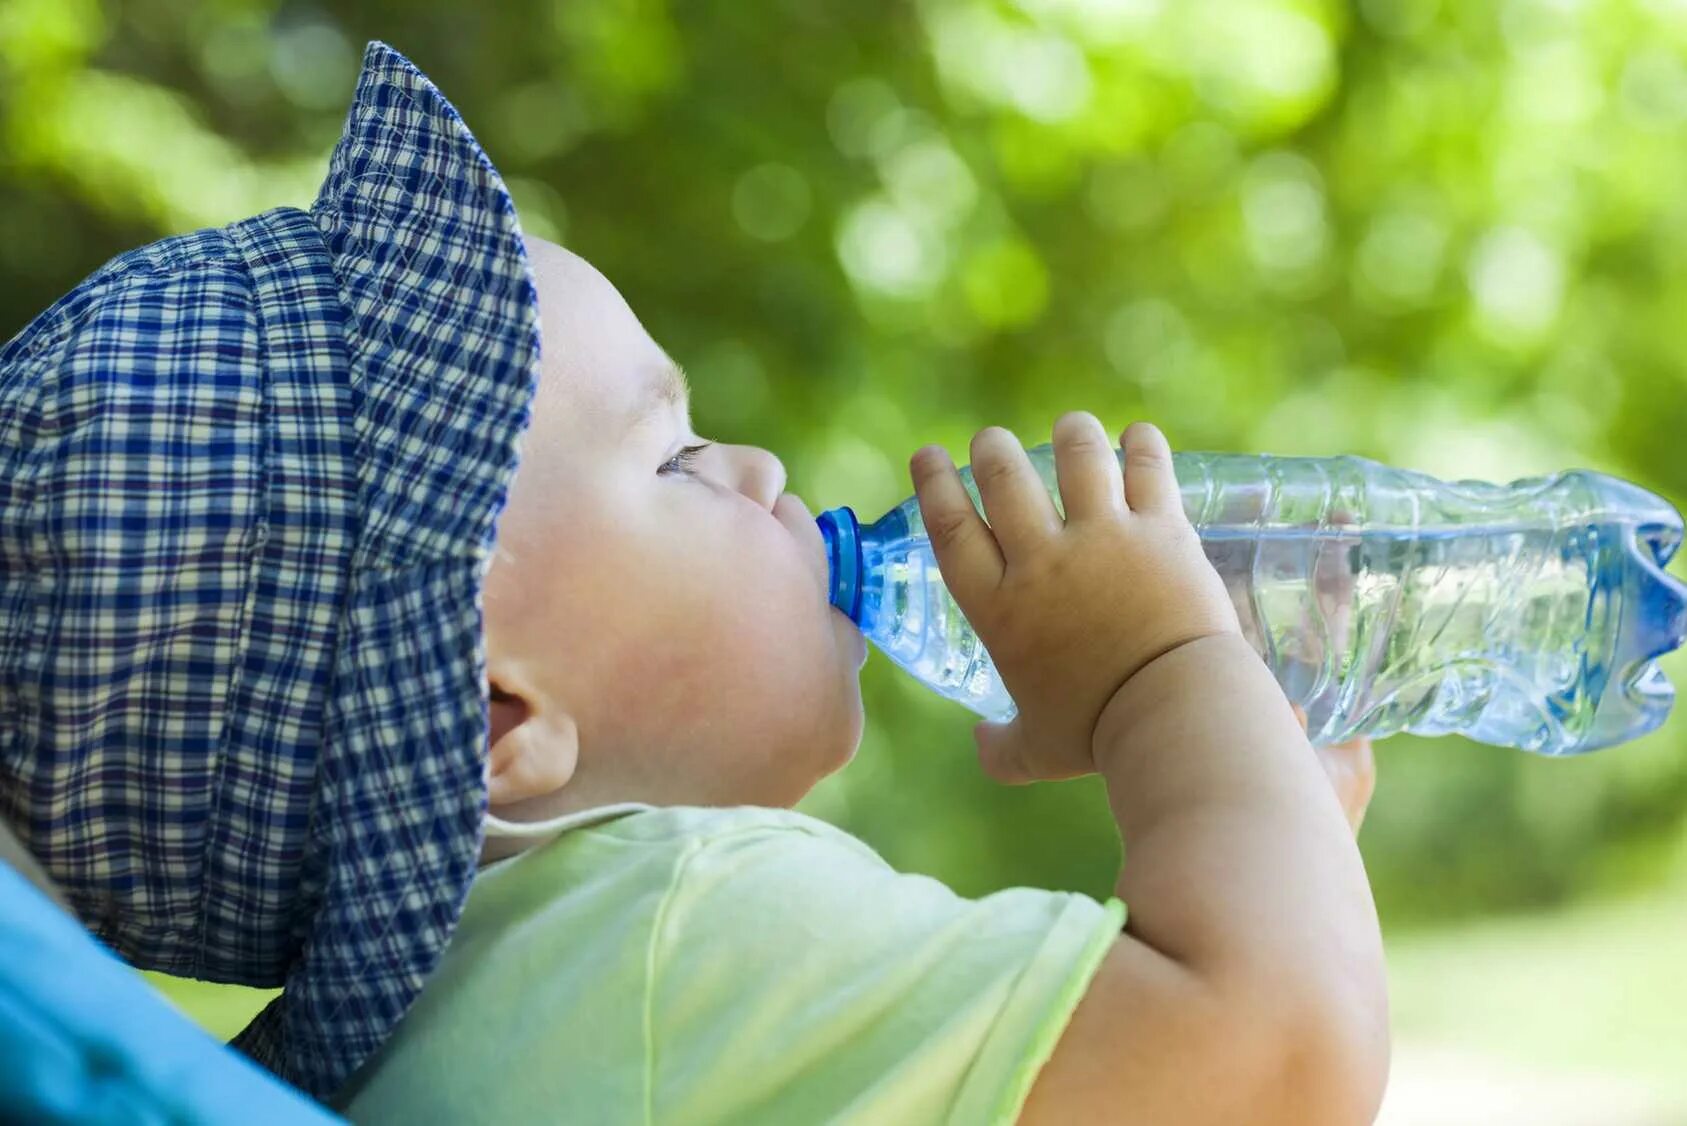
left=0, top=40, right=1387, bottom=1122
left=337, top=227, right=1391, bottom=1122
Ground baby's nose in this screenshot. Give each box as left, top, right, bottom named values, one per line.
left=726, top=444, right=786, bottom=510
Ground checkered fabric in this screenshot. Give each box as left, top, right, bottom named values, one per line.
left=0, top=41, right=540, bottom=1099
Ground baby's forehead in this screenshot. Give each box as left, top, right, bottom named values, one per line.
left=523, top=237, right=679, bottom=431
left=526, top=238, right=623, bottom=335
left=525, top=235, right=597, bottom=291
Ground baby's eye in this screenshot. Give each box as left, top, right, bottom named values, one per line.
left=659, top=443, right=714, bottom=478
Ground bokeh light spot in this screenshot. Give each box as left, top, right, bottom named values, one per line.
left=1466, top=226, right=1565, bottom=343
left=733, top=163, right=812, bottom=242
left=835, top=197, right=948, bottom=298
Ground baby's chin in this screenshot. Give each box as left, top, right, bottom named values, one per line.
left=832, top=650, right=868, bottom=768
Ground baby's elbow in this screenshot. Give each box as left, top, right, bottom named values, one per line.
left=1269, top=988, right=1392, bottom=1126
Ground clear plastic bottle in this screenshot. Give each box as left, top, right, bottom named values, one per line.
left=815, top=447, right=1687, bottom=755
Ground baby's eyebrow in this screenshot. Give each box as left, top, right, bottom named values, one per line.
left=627, top=359, right=691, bottom=432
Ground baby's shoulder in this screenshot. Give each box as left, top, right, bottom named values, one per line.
left=604, top=803, right=882, bottom=866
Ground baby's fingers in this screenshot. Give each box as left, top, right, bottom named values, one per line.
left=1053, top=411, right=1127, bottom=524
left=968, top=427, right=1063, bottom=564
left=1292, top=704, right=1376, bottom=837
left=1120, top=422, right=1181, bottom=515
left=911, top=445, right=1005, bottom=605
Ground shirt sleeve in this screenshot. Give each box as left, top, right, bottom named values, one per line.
left=644, top=817, right=1127, bottom=1126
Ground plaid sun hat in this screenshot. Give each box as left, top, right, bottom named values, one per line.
left=0, top=41, right=539, bottom=1099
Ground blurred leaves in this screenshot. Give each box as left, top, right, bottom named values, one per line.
left=4, top=0, right=1687, bottom=930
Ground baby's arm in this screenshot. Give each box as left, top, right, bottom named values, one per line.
left=911, top=417, right=1388, bottom=1125
left=1020, top=636, right=1388, bottom=1124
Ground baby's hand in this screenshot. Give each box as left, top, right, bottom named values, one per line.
left=910, top=415, right=1242, bottom=785
left=1292, top=703, right=1376, bottom=836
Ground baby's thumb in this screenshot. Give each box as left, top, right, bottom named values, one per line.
left=973, top=719, right=1036, bottom=785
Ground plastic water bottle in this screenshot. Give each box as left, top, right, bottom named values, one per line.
left=815, top=447, right=1687, bottom=755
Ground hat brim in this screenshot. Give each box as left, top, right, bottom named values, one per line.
left=230, top=39, right=540, bottom=1099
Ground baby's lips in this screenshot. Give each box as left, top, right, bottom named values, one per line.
left=773, top=492, right=829, bottom=585
left=774, top=490, right=813, bottom=541
left=777, top=490, right=812, bottom=520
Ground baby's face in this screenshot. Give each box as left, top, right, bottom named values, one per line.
left=479, top=236, right=865, bottom=818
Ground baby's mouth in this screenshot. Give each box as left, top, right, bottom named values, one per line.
left=773, top=492, right=832, bottom=598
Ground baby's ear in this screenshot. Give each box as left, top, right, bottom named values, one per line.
left=486, top=681, right=579, bottom=806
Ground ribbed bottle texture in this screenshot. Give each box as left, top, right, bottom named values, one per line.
left=816, top=449, right=1687, bottom=755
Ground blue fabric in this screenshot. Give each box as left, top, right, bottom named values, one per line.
left=0, top=860, right=342, bottom=1124
left=0, top=41, right=541, bottom=1099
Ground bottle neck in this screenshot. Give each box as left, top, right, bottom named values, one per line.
left=816, top=506, right=862, bottom=623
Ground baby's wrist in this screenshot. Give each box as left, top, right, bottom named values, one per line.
left=1090, top=630, right=1255, bottom=777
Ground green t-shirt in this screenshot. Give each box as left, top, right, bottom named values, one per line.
left=339, top=802, right=1126, bottom=1125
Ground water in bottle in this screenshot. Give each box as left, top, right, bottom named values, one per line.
left=815, top=447, right=1687, bottom=755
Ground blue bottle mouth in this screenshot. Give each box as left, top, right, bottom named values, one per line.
left=815, top=506, right=861, bottom=624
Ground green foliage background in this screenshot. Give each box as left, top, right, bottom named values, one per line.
left=5, top=0, right=1687, bottom=1092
